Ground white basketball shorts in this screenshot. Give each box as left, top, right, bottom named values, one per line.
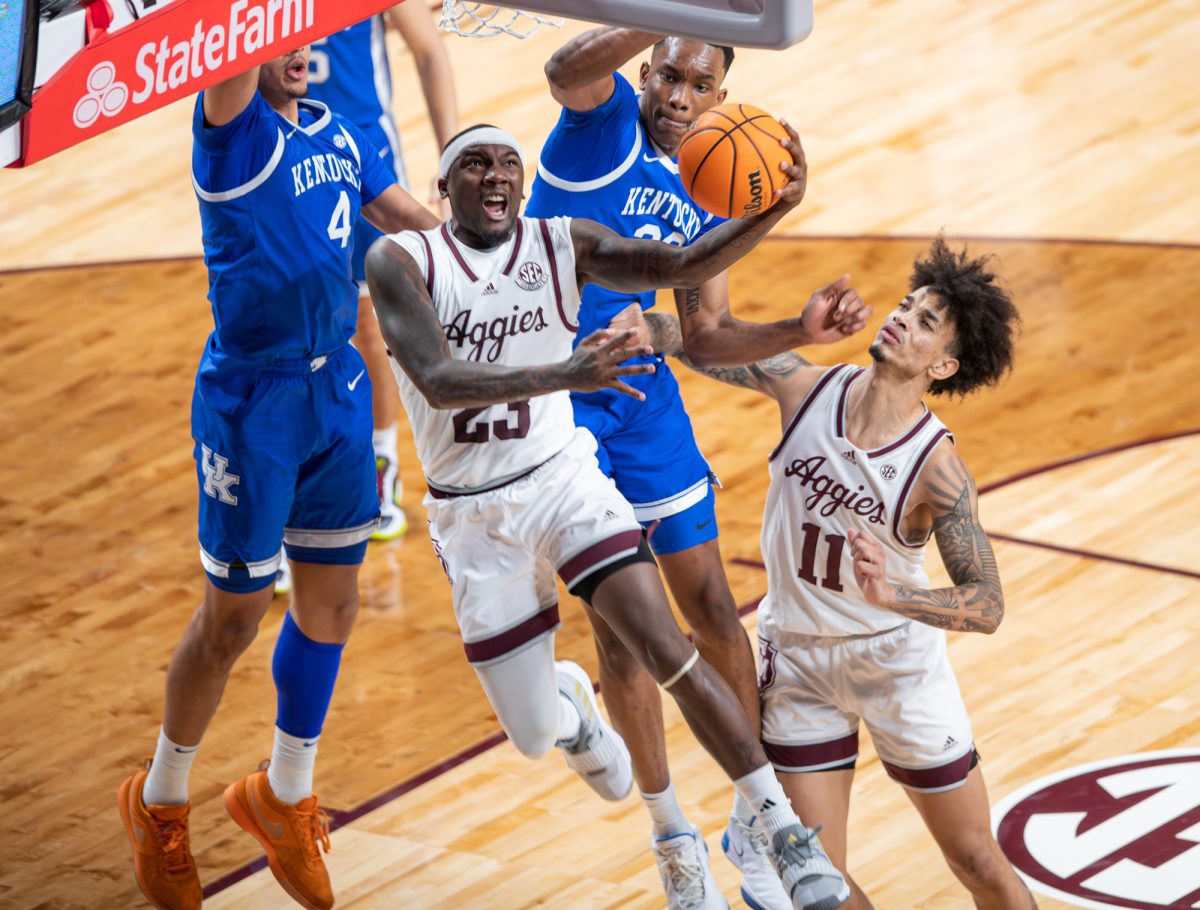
left=425, top=429, right=643, bottom=666
left=757, top=617, right=977, bottom=792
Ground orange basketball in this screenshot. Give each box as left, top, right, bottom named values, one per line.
left=678, top=103, right=792, bottom=219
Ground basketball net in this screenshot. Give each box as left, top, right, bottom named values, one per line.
left=438, top=2, right=564, bottom=39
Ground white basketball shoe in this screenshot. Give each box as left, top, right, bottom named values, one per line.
left=653, top=827, right=729, bottom=909
left=554, top=660, right=632, bottom=801
left=722, top=815, right=791, bottom=910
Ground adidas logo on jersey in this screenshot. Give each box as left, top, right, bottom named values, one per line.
left=943, top=735, right=958, bottom=751
left=603, top=509, right=619, bottom=521
left=482, top=281, right=498, bottom=296
left=840, top=450, right=856, bottom=463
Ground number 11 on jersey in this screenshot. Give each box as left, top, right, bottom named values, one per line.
left=797, top=522, right=845, bottom=592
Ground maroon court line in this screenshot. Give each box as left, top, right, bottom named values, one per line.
left=204, top=592, right=767, bottom=899
left=6, top=235, right=1200, bottom=277
left=978, top=428, right=1200, bottom=495
left=989, top=533, right=1200, bottom=582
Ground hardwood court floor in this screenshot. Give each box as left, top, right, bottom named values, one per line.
left=1, top=236, right=1198, bottom=909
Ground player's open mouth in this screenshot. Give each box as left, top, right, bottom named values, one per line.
left=285, top=59, right=307, bottom=80
left=482, top=193, right=508, bottom=220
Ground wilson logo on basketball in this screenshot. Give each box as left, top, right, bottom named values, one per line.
left=743, top=169, right=765, bottom=215
left=992, top=751, right=1200, bottom=909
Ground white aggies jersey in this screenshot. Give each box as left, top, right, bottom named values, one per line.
left=386, top=216, right=582, bottom=491
left=759, top=364, right=953, bottom=637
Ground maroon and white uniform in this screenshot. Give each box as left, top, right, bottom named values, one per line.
left=386, top=216, right=642, bottom=666
left=757, top=364, right=977, bottom=792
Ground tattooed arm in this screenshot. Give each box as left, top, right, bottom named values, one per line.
left=671, top=274, right=871, bottom=368
left=848, top=442, right=1004, bottom=634
left=365, top=237, right=654, bottom=408
left=641, top=310, right=826, bottom=416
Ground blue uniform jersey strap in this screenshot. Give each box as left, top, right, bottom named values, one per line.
left=536, top=72, right=641, bottom=187
left=336, top=115, right=394, bottom=207
left=192, top=93, right=286, bottom=197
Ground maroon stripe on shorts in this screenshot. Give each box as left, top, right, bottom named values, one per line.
left=763, top=731, right=859, bottom=770
left=462, top=605, right=561, bottom=664
left=883, top=748, right=976, bottom=791
left=558, top=529, right=642, bottom=589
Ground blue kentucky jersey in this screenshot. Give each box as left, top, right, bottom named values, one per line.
left=305, top=17, right=404, bottom=182
left=191, top=92, right=395, bottom=410
left=526, top=71, right=725, bottom=343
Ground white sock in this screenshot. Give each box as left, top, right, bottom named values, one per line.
left=556, top=693, right=582, bottom=746
left=731, top=788, right=755, bottom=824
left=641, top=781, right=691, bottom=838
left=268, top=727, right=318, bottom=805
left=143, top=728, right=199, bottom=806
left=734, top=764, right=801, bottom=837
left=372, top=424, right=398, bottom=462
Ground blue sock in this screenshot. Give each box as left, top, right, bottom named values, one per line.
left=272, top=611, right=345, bottom=739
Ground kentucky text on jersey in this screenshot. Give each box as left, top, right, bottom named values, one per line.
left=291, top=152, right=361, bottom=196
left=618, top=186, right=704, bottom=242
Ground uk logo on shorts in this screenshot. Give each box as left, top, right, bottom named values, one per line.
left=201, top=445, right=240, bottom=506
left=515, top=261, right=549, bottom=291
left=992, top=750, right=1200, bottom=909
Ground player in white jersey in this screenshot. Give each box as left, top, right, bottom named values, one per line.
left=365, top=124, right=854, bottom=910
left=645, top=237, right=1036, bottom=909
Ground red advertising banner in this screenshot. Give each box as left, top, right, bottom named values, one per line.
left=17, top=0, right=401, bottom=167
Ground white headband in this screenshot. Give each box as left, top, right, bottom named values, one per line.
left=439, top=127, right=524, bottom=180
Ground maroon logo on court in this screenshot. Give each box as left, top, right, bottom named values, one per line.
left=515, top=261, right=549, bottom=291
left=993, top=751, right=1200, bottom=909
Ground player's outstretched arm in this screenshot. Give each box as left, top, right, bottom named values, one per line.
left=848, top=443, right=1005, bottom=634
left=675, top=273, right=871, bottom=368
left=362, top=185, right=441, bottom=234
left=202, top=68, right=261, bottom=127
left=571, top=120, right=807, bottom=292
left=365, top=238, right=655, bottom=408
left=544, top=26, right=660, bottom=111
left=628, top=309, right=826, bottom=422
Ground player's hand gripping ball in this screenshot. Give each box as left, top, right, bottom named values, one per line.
left=678, top=103, right=794, bottom=219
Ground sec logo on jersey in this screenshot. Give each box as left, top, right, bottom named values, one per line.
left=516, top=261, right=549, bottom=291
left=992, top=750, right=1200, bottom=909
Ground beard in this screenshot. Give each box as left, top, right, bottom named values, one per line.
left=868, top=342, right=885, bottom=363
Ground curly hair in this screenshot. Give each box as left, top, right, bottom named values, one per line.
left=911, top=235, right=1021, bottom=397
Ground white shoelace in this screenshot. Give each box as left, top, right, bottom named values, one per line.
left=658, top=840, right=707, bottom=907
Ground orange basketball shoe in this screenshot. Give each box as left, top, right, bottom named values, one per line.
left=223, top=769, right=333, bottom=910
left=117, top=762, right=202, bottom=910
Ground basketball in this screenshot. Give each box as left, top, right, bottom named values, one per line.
left=678, top=103, right=792, bottom=219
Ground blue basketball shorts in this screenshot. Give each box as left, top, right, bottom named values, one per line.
left=571, top=356, right=717, bottom=556
left=192, top=345, right=379, bottom=591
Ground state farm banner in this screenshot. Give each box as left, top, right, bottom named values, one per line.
left=18, top=0, right=399, bottom=166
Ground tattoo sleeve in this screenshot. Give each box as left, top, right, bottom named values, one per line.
left=885, top=455, right=1005, bottom=633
